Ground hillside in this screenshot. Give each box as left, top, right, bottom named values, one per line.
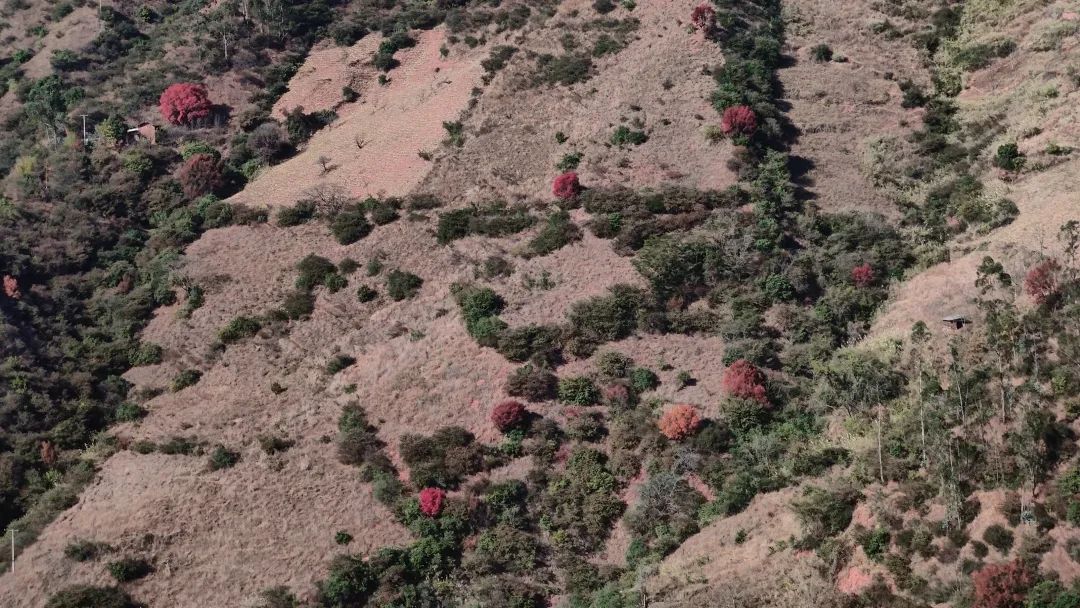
left=1, top=0, right=1080, bottom=607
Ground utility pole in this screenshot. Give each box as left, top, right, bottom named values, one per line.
left=9, top=528, right=15, bottom=573
left=223, top=34, right=229, bottom=61
left=79, top=114, right=88, bottom=143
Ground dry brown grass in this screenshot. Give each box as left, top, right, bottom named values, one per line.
left=231, top=26, right=487, bottom=208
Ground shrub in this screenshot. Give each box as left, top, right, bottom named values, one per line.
left=491, top=400, right=528, bottom=432
left=993, top=143, right=1026, bottom=172
left=283, top=107, right=336, bottom=145
left=611, top=126, right=648, bottom=147
left=330, top=209, right=371, bottom=245
left=597, top=351, right=633, bottom=378
left=178, top=154, right=223, bottom=199
left=45, top=586, right=140, bottom=608
left=335, top=531, right=353, bottom=545
left=567, top=284, right=648, bottom=350
left=276, top=200, right=317, bottom=227
left=171, top=369, right=202, bottom=392
left=208, top=445, right=240, bottom=470
left=107, top=557, right=153, bottom=582
left=536, top=53, right=593, bottom=86
left=720, top=105, right=757, bottom=138
left=114, top=402, right=147, bottom=422
left=526, top=211, right=582, bottom=256
left=296, top=254, right=337, bottom=290
left=792, top=485, right=859, bottom=548
left=337, top=405, right=383, bottom=467
left=557, top=151, right=583, bottom=172
left=64, top=540, right=111, bottom=562
left=366, top=199, right=399, bottom=225
left=159, top=83, right=212, bottom=125
left=658, top=405, right=701, bottom=440
left=128, top=342, right=163, bottom=366
left=481, top=45, right=517, bottom=74
left=558, top=376, right=600, bottom=405
left=721, top=359, right=768, bottom=404
left=356, top=285, right=377, bottom=302
left=691, top=4, right=716, bottom=32
left=258, top=434, right=294, bottom=454
left=851, top=263, right=875, bottom=288
left=552, top=171, right=582, bottom=200
left=506, top=364, right=558, bottom=401
left=983, top=524, right=1014, bottom=553
left=630, top=367, right=660, bottom=392
left=280, top=290, right=315, bottom=320
left=419, top=487, right=447, bottom=517
left=317, top=555, right=377, bottom=607
left=248, top=123, right=289, bottom=162
left=219, top=316, right=261, bottom=344
left=495, top=324, right=562, bottom=363
left=436, top=204, right=535, bottom=244
left=326, top=355, right=356, bottom=374
left=810, top=44, right=833, bottom=62
left=179, top=141, right=218, bottom=161
left=387, top=270, right=423, bottom=300
left=971, top=560, right=1032, bottom=608
left=593, top=0, right=615, bottom=13
left=1024, top=259, right=1060, bottom=304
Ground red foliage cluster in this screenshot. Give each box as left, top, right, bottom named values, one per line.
left=602, top=383, right=630, bottom=407
left=552, top=171, right=582, bottom=200
left=658, top=404, right=702, bottom=440
left=851, top=263, right=875, bottom=288
left=418, top=487, right=446, bottom=517
left=721, top=105, right=757, bottom=138
left=721, top=359, right=768, bottom=404
left=490, top=399, right=527, bottom=432
left=971, top=560, right=1032, bottom=608
left=690, top=4, right=717, bottom=32
left=1024, top=258, right=1061, bottom=304
left=40, top=441, right=57, bottom=467
left=3, top=275, right=19, bottom=299
left=159, top=83, right=213, bottom=126
left=178, top=153, right=223, bottom=199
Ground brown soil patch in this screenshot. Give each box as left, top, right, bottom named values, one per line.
left=231, top=27, right=486, bottom=208
left=779, top=0, right=929, bottom=217
left=19, top=7, right=103, bottom=80
left=421, top=0, right=735, bottom=204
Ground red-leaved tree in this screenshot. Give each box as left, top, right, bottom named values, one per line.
left=658, top=404, right=701, bottom=440
left=691, top=4, right=717, bottom=32
left=159, top=83, right=213, bottom=126
left=552, top=171, right=582, bottom=200
left=721, top=359, right=768, bottom=405
left=490, top=399, right=527, bottom=432
left=721, top=105, right=757, bottom=138
left=851, top=263, right=875, bottom=288
left=419, top=487, right=446, bottom=517
left=2, top=275, right=19, bottom=299
left=178, top=153, right=223, bottom=199
left=602, top=383, right=630, bottom=407
left=1024, top=258, right=1060, bottom=304
left=971, top=561, right=1032, bottom=608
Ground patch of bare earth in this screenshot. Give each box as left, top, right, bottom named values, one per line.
left=231, top=26, right=487, bottom=208
left=646, top=488, right=820, bottom=603
left=779, top=0, right=929, bottom=217
left=421, top=0, right=735, bottom=204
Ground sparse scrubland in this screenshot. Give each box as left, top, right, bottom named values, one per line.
left=2, top=0, right=1080, bottom=606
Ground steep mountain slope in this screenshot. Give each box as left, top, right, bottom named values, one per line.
left=3, top=0, right=1080, bottom=606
